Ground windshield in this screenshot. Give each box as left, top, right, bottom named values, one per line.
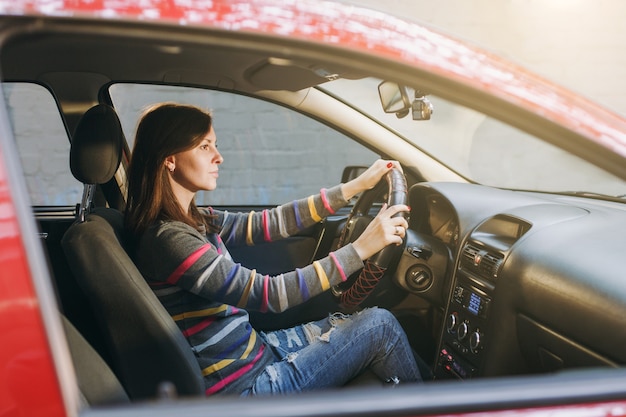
left=322, top=78, right=626, bottom=198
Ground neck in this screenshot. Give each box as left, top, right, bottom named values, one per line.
left=169, top=177, right=195, bottom=215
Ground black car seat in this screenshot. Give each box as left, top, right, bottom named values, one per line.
left=61, top=314, right=129, bottom=406
left=61, top=104, right=205, bottom=400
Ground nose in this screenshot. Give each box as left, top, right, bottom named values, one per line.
left=214, top=148, right=224, bottom=164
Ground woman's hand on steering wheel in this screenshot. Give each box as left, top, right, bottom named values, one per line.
left=333, top=164, right=408, bottom=308
left=352, top=203, right=410, bottom=260
left=341, top=159, right=403, bottom=201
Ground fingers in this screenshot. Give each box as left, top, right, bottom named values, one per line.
left=361, top=160, right=403, bottom=191
left=382, top=203, right=410, bottom=218
left=352, top=203, right=410, bottom=260
left=375, top=159, right=402, bottom=179
left=381, top=159, right=403, bottom=173
left=391, top=220, right=407, bottom=243
left=377, top=203, right=410, bottom=223
left=343, top=160, right=403, bottom=200
left=378, top=203, right=410, bottom=244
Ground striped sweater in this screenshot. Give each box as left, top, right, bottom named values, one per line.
left=134, top=185, right=365, bottom=396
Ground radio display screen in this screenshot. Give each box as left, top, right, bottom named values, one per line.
left=468, top=291, right=482, bottom=316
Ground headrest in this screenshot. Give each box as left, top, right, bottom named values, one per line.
left=70, top=104, right=124, bottom=185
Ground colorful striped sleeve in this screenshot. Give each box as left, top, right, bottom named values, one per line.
left=138, top=219, right=364, bottom=314
left=214, top=184, right=348, bottom=247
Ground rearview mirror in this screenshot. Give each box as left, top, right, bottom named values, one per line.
left=378, top=81, right=434, bottom=120
left=378, top=81, right=411, bottom=118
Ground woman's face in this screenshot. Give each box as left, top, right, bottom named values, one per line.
left=168, top=126, right=223, bottom=196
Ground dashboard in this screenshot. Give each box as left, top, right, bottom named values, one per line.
left=424, top=194, right=460, bottom=247
left=394, top=181, right=626, bottom=379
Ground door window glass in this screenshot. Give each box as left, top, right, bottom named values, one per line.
left=2, top=82, right=82, bottom=206
left=110, top=84, right=377, bottom=206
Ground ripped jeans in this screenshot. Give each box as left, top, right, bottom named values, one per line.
left=241, top=307, right=422, bottom=395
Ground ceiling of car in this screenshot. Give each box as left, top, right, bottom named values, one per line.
left=0, top=17, right=365, bottom=109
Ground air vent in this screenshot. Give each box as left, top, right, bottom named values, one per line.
left=461, top=243, right=503, bottom=281
left=462, top=244, right=480, bottom=264
left=480, top=253, right=503, bottom=280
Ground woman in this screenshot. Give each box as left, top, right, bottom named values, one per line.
left=125, top=102, right=422, bottom=396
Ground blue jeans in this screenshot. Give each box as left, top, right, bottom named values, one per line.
left=241, top=307, right=422, bottom=395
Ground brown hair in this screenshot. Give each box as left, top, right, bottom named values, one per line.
left=125, top=102, right=218, bottom=237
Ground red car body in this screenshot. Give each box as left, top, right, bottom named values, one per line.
left=1, top=1, right=626, bottom=416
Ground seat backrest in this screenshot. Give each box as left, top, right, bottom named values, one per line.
left=61, top=104, right=205, bottom=400
left=62, top=208, right=205, bottom=399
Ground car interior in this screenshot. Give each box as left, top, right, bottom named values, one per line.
left=2, top=11, right=626, bottom=412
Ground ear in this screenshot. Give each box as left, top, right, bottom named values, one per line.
left=164, top=155, right=176, bottom=172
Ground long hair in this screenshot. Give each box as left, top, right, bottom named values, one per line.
left=125, top=102, right=218, bottom=237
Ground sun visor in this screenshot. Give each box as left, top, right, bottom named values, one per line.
left=246, top=57, right=361, bottom=91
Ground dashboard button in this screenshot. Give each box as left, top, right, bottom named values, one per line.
left=446, top=312, right=458, bottom=333
left=458, top=322, right=469, bottom=341
left=470, top=331, right=482, bottom=353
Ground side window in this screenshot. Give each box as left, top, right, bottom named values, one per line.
left=110, top=84, right=377, bottom=206
left=2, top=82, right=82, bottom=206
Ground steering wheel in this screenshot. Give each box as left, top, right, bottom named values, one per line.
left=332, top=168, right=408, bottom=308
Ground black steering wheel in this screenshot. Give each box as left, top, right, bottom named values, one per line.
left=332, top=168, right=408, bottom=308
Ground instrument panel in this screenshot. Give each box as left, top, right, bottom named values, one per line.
left=427, top=194, right=460, bottom=248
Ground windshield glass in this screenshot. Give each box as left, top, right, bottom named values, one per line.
left=323, top=78, right=626, bottom=197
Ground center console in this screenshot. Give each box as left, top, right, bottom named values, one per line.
left=435, top=214, right=530, bottom=379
